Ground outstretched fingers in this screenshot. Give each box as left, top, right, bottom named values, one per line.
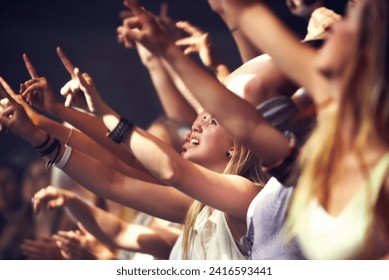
left=176, top=21, right=203, bottom=36
left=32, top=186, right=66, bottom=214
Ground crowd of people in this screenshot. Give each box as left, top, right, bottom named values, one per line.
left=0, top=0, right=388, bottom=260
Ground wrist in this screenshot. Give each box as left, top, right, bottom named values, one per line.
left=49, top=102, right=66, bottom=117
left=29, top=129, right=50, bottom=147
left=86, top=92, right=107, bottom=116
left=160, top=43, right=179, bottom=61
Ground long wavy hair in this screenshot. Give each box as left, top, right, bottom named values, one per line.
left=181, top=137, right=267, bottom=259
left=287, top=0, right=389, bottom=252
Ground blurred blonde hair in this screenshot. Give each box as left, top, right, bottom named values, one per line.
left=287, top=0, right=389, bottom=250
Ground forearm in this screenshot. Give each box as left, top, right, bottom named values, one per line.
left=161, top=60, right=204, bottom=114
left=35, top=109, right=158, bottom=183
left=145, top=57, right=197, bottom=124
left=57, top=147, right=191, bottom=223
left=230, top=29, right=261, bottom=63
left=210, top=1, right=260, bottom=63
left=212, top=63, right=231, bottom=82
left=225, top=1, right=319, bottom=96
left=115, top=224, right=179, bottom=259
left=64, top=197, right=132, bottom=250
left=52, top=104, right=144, bottom=170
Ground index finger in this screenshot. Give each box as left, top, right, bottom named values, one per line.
left=23, top=53, right=39, bottom=79
left=0, top=76, right=19, bottom=105
left=57, top=47, right=76, bottom=77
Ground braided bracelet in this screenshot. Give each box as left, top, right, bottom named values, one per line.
left=107, top=117, right=134, bottom=144
left=34, top=133, right=50, bottom=149
left=45, top=144, right=61, bottom=169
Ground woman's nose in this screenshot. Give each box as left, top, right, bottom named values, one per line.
left=192, top=123, right=202, bottom=133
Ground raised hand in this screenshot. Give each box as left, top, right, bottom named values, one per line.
left=175, top=21, right=218, bottom=68
left=21, top=54, right=61, bottom=113
left=0, top=77, right=43, bottom=141
left=157, top=3, right=181, bottom=41
left=32, top=186, right=74, bottom=214
left=57, top=47, right=105, bottom=115
left=117, top=0, right=172, bottom=55
left=53, top=224, right=115, bottom=260
left=20, top=237, right=63, bottom=260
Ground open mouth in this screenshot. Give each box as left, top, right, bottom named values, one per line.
left=190, top=138, right=200, bottom=145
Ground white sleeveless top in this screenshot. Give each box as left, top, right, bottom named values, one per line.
left=296, top=153, right=389, bottom=259
left=169, top=206, right=247, bottom=260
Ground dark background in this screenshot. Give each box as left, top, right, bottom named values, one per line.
left=0, top=0, right=307, bottom=170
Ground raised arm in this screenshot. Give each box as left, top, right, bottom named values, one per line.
left=117, top=0, right=291, bottom=166
left=0, top=78, right=193, bottom=223
left=21, top=51, right=157, bottom=178
left=175, top=20, right=231, bottom=82
left=135, top=42, right=196, bottom=125
left=207, top=0, right=261, bottom=63
left=33, top=186, right=179, bottom=259
left=98, top=105, right=259, bottom=221
left=223, top=0, right=329, bottom=102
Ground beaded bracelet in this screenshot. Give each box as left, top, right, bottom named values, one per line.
left=107, top=117, right=134, bottom=144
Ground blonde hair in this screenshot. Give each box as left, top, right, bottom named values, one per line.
left=181, top=138, right=266, bottom=259
left=287, top=0, right=389, bottom=247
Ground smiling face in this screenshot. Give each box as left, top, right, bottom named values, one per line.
left=181, top=112, right=234, bottom=172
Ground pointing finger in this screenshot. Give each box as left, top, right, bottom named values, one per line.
left=0, top=77, right=19, bottom=105
left=57, top=47, right=76, bottom=77
left=23, top=54, right=39, bottom=79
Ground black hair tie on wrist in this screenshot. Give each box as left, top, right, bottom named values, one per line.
left=37, top=138, right=60, bottom=157
left=34, top=133, right=50, bottom=149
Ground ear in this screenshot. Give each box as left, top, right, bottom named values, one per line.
left=226, top=147, right=235, bottom=158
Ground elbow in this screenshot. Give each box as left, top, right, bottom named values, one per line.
left=157, top=158, right=179, bottom=184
